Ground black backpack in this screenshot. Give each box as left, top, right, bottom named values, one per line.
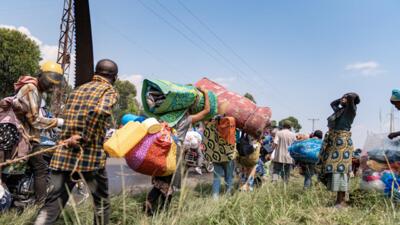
left=237, top=132, right=255, bottom=156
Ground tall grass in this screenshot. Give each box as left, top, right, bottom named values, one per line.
left=1, top=176, right=399, bottom=225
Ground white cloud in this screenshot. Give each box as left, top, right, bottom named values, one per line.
left=211, top=76, right=237, bottom=88
left=345, top=61, right=384, bottom=76
left=120, top=74, right=144, bottom=103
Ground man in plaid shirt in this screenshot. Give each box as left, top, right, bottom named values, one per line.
left=35, top=59, right=119, bottom=225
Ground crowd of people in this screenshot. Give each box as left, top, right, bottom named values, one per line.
left=2, top=58, right=400, bottom=224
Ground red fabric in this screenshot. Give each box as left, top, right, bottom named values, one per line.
left=217, top=117, right=236, bottom=145
left=14, top=76, right=38, bottom=92
left=366, top=175, right=381, bottom=182
left=136, top=128, right=173, bottom=176
left=196, top=78, right=271, bottom=138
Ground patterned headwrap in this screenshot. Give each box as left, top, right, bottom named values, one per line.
left=391, top=89, right=400, bottom=102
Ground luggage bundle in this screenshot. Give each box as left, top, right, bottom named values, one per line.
left=360, top=132, right=400, bottom=201
left=288, top=139, right=322, bottom=164
left=236, top=131, right=260, bottom=168
left=125, top=124, right=177, bottom=177
left=203, top=117, right=236, bottom=163
left=195, top=78, right=271, bottom=138
left=104, top=117, right=176, bottom=177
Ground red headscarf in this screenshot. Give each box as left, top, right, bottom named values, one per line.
left=14, top=75, right=38, bottom=92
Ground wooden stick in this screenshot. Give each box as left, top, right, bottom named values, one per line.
left=0, top=144, right=65, bottom=167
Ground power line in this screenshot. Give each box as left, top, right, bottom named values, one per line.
left=177, top=0, right=261, bottom=76
left=136, top=0, right=237, bottom=76
left=155, top=0, right=250, bottom=81
left=139, top=0, right=270, bottom=92
left=176, top=0, right=309, bottom=119
left=93, top=14, right=186, bottom=76
left=139, top=0, right=309, bottom=123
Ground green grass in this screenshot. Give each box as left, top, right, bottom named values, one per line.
left=1, top=175, right=399, bottom=225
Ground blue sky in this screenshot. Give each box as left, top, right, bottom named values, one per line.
left=1, top=0, right=400, bottom=147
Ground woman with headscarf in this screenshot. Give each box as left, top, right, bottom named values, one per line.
left=319, top=92, right=360, bottom=208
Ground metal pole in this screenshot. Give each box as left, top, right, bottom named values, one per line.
left=308, top=118, right=319, bottom=132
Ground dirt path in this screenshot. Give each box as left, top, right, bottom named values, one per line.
left=106, top=158, right=213, bottom=195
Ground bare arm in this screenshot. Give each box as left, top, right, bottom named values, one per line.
left=190, top=88, right=211, bottom=124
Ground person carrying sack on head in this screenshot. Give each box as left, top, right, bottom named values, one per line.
left=34, top=59, right=119, bottom=225
left=6, top=61, right=65, bottom=205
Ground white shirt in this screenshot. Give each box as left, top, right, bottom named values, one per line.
left=273, top=129, right=296, bottom=164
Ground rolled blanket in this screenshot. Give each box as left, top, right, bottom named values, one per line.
left=142, top=79, right=218, bottom=126
left=195, top=78, right=271, bottom=138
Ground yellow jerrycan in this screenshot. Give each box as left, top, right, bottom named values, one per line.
left=104, top=121, right=147, bottom=157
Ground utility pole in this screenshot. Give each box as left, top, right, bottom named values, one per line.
left=390, top=107, right=395, bottom=133
left=308, top=118, right=319, bottom=132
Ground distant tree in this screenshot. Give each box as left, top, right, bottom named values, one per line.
left=270, top=120, right=277, bottom=128
left=113, top=79, right=140, bottom=125
left=279, top=116, right=302, bottom=132
left=0, top=28, right=41, bottom=98
left=244, top=92, right=256, bottom=104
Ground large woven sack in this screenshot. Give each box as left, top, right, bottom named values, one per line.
left=162, top=140, right=177, bottom=176
left=125, top=133, right=159, bottom=170
left=288, top=139, right=322, bottom=164
left=196, top=78, right=271, bottom=138
left=125, top=124, right=177, bottom=176
left=104, top=121, right=147, bottom=158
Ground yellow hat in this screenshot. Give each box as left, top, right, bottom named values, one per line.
left=41, top=61, right=63, bottom=75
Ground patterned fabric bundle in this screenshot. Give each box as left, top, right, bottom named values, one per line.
left=141, top=79, right=218, bottom=127
left=196, top=78, right=272, bottom=138
left=319, top=130, right=354, bottom=174
left=289, top=139, right=322, bottom=164
left=203, top=121, right=236, bottom=163
left=0, top=123, right=20, bottom=151
left=125, top=124, right=177, bottom=176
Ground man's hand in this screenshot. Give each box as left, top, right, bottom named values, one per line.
left=62, top=135, right=82, bottom=147
left=388, top=132, right=400, bottom=140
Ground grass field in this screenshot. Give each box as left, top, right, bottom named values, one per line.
left=1, top=174, right=399, bottom=225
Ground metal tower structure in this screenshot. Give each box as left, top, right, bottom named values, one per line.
left=52, top=0, right=75, bottom=116
left=57, top=0, right=75, bottom=81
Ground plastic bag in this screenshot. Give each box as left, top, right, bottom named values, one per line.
left=288, top=139, right=322, bottom=164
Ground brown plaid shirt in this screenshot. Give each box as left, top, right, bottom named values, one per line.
left=50, top=75, right=118, bottom=172
left=13, top=82, right=58, bottom=143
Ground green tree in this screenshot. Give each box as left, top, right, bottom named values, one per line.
left=113, top=79, right=140, bottom=125
left=279, top=116, right=302, bottom=132
left=0, top=28, right=41, bottom=98
left=244, top=92, right=256, bottom=104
